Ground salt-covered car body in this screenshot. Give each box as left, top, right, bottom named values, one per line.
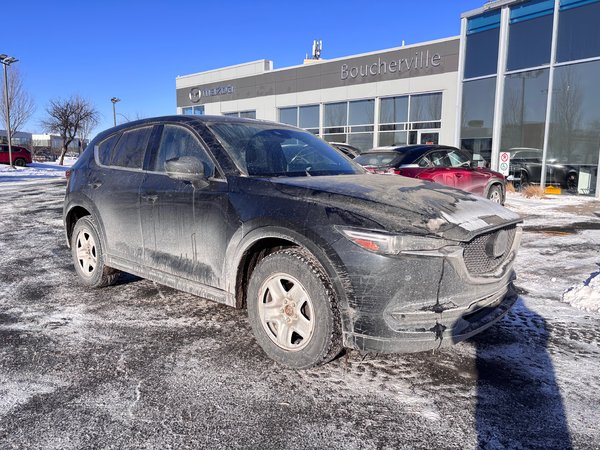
left=64, top=116, right=522, bottom=367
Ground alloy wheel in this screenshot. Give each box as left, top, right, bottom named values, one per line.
left=258, top=273, right=315, bottom=352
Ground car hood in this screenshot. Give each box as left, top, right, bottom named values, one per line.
left=260, top=174, right=521, bottom=241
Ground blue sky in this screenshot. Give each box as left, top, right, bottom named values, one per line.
left=5, top=0, right=484, bottom=135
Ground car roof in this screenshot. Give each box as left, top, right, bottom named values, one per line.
left=91, top=115, right=295, bottom=143
left=359, top=144, right=460, bottom=161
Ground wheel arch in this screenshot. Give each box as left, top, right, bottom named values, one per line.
left=228, top=226, right=351, bottom=315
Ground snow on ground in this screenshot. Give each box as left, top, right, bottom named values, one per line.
left=0, top=181, right=598, bottom=449
left=505, top=191, right=600, bottom=313
left=0, top=159, right=76, bottom=184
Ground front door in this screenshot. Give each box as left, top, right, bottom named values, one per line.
left=139, top=124, right=234, bottom=290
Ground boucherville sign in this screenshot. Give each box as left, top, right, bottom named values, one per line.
left=341, top=50, right=442, bottom=80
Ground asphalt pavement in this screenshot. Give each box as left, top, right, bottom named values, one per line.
left=0, top=179, right=599, bottom=449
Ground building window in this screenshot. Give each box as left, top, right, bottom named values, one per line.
left=299, top=105, right=319, bottom=134
left=323, top=102, right=348, bottom=144
left=500, top=69, right=549, bottom=152
left=182, top=106, right=204, bottom=115
left=279, top=107, right=297, bottom=126
left=223, top=110, right=256, bottom=119
left=278, top=105, right=319, bottom=134
left=461, top=77, right=497, bottom=165
left=347, top=99, right=374, bottom=150
left=557, top=0, right=600, bottom=63
left=464, top=10, right=501, bottom=79
left=379, top=96, right=408, bottom=146
left=507, top=0, right=554, bottom=71
left=546, top=60, right=600, bottom=195
left=409, top=93, right=442, bottom=123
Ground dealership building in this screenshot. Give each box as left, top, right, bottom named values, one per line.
left=176, top=0, right=600, bottom=197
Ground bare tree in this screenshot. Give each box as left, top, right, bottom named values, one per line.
left=77, top=113, right=99, bottom=154
left=41, top=95, right=99, bottom=165
left=0, top=66, right=36, bottom=140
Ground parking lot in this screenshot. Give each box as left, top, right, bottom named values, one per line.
left=1, top=178, right=599, bottom=449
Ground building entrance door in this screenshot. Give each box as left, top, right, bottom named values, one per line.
left=408, top=130, right=440, bottom=145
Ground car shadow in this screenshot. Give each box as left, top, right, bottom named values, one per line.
left=472, top=298, right=572, bottom=449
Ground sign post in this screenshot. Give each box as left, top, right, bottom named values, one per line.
left=499, top=152, right=510, bottom=176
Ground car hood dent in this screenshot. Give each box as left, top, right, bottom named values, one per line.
left=257, top=175, right=521, bottom=240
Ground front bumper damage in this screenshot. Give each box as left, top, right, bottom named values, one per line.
left=337, top=226, right=523, bottom=353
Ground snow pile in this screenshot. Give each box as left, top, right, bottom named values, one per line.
left=562, top=271, right=600, bottom=313
left=0, top=159, right=76, bottom=182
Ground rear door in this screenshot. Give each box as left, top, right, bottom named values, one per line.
left=91, top=126, right=154, bottom=264
left=139, top=123, right=234, bottom=289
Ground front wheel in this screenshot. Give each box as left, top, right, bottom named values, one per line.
left=71, top=216, right=119, bottom=288
left=487, top=184, right=504, bottom=204
left=14, top=158, right=26, bottom=167
left=247, top=248, right=342, bottom=369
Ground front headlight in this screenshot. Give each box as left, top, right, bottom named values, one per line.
left=337, top=227, right=452, bottom=255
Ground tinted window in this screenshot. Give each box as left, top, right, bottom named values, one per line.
left=557, top=0, right=600, bottom=62
left=279, top=107, right=297, bottom=126
left=96, top=133, right=120, bottom=166
left=427, top=151, right=451, bottom=167
left=507, top=0, right=554, bottom=71
left=465, top=11, right=501, bottom=79
left=410, top=93, right=442, bottom=122
left=208, top=122, right=361, bottom=177
left=354, top=152, right=402, bottom=167
left=153, top=125, right=215, bottom=176
left=500, top=69, right=549, bottom=151
left=110, top=127, right=152, bottom=169
left=447, top=150, right=470, bottom=167
left=298, top=105, right=319, bottom=130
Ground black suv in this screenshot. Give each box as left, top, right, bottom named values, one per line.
left=64, top=116, right=522, bottom=368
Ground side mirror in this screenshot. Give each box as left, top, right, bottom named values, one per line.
left=165, top=156, right=206, bottom=182
left=470, top=160, right=479, bottom=169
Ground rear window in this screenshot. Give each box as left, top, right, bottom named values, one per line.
left=354, top=152, right=402, bottom=167
left=96, top=134, right=120, bottom=166
left=109, top=127, right=152, bottom=169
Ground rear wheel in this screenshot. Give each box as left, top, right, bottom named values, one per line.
left=487, top=184, right=504, bottom=204
left=14, top=158, right=26, bottom=167
left=566, top=172, right=578, bottom=193
left=247, top=248, right=342, bottom=369
left=71, top=216, right=119, bottom=287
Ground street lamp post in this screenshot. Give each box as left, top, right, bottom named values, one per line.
left=0, top=54, right=18, bottom=169
left=111, top=97, right=121, bottom=127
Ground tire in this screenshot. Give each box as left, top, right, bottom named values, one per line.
left=518, top=172, right=529, bottom=191
left=247, top=248, right=343, bottom=369
left=14, top=158, right=26, bottom=167
left=71, top=216, right=119, bottom=288
left=487, top=184, right=504, bottom=204
left=566, top=172, right=578, bottom=193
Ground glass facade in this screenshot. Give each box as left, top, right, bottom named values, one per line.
left=378, top=93, right=442, bottom=147
left=323, top=100, right=375, bottom=151
left=278, top=105, right=319, bottom=134
left=182, top=106, right=205, bottom=115
left=461, top=77, right=496, bottom=165
left=460, top=0, right=600, bottom=196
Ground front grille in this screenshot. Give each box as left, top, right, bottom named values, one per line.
left=462, top=225, right=517, bottom=275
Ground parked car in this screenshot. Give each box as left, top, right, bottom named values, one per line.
left=328, top=142, right=362, bottom=159
left=33, top=149, right=57, bottom=162
left=0, top=145, right=32, bottom=166
left=354, top=145, right=507, bottom=204
left=64, top=116, right=522, bottom=368
left=507, top=147, right=579, bottom=192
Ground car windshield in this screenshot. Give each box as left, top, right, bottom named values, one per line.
left=354, top=152, right=405, bottom=168
left=207, top=122, right=363, bottom=177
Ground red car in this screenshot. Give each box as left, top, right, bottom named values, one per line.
left=0, top=145, right=32, bottom=167
left=354, top=145, right=506, bottom=204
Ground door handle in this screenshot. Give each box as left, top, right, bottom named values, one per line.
left=141, top=194, right=158, bottom=203
left=88, top=182, right=102, bottom=189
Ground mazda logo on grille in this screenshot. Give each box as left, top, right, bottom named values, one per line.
left=486, top=230, right=509, bottom=258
